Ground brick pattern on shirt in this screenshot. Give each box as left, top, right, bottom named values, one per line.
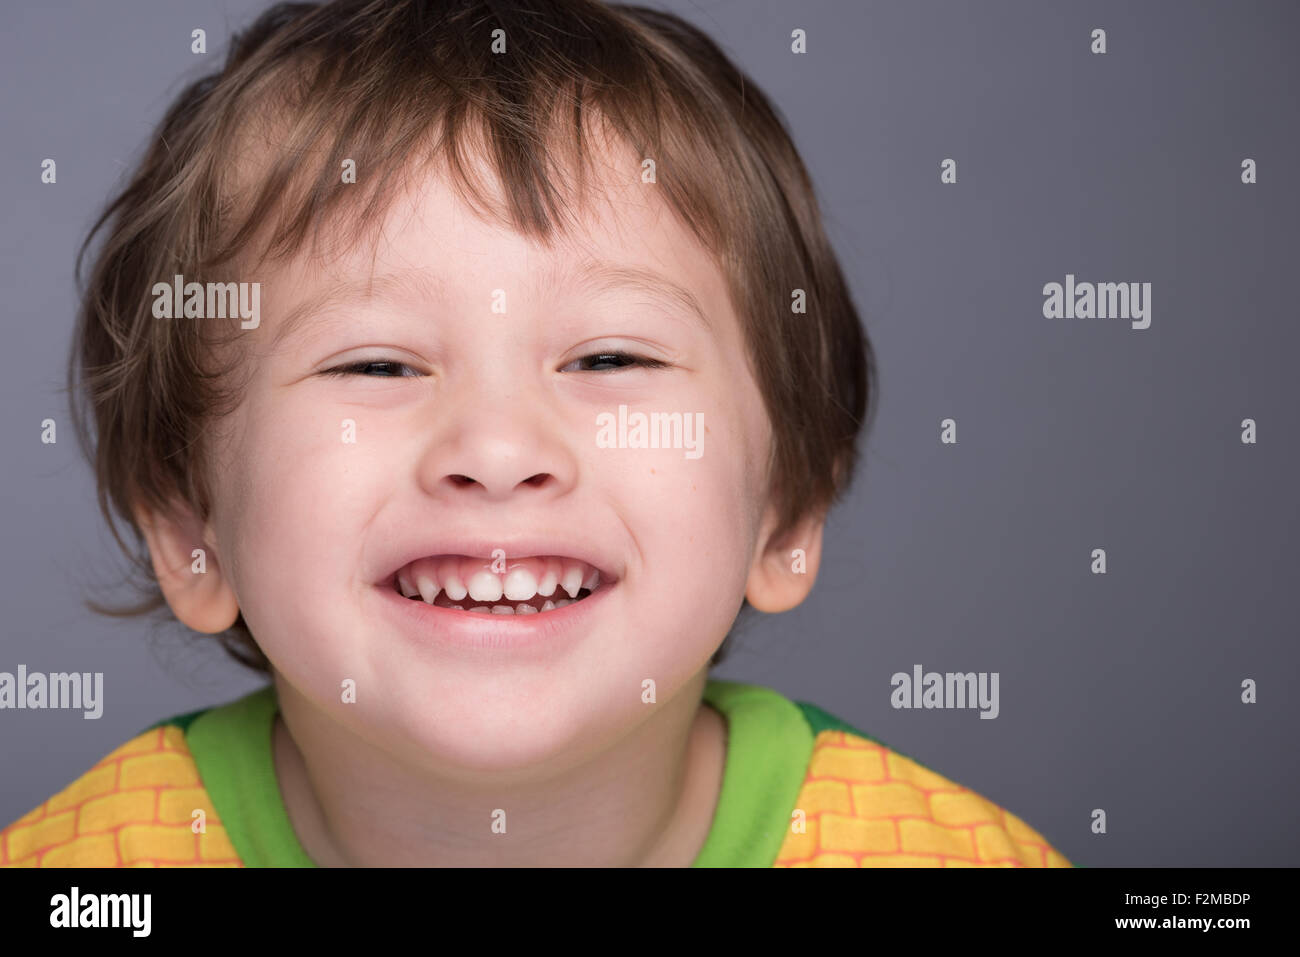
left=773, top=730, right=1072, bottom=867
left=0, top=725, right=242, bottom=868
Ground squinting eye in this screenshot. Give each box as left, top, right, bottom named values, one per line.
left=563, top=352, right=669, bottom=372
left=320, top=360, right=421, bottom=377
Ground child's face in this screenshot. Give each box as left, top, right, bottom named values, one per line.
left=169, top=142, right=816, bottom=766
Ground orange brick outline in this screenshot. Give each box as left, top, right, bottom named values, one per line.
left=1, top=725, right=243, bottom=868
left=773, top=730, right=1072, bottom=868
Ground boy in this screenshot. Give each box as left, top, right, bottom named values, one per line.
left=2, top=0, right=1071, bottom=867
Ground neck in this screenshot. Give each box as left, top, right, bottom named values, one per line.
left=270, top=670, right=727, bottom=867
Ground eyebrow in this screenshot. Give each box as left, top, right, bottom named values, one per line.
left=269, top=258, right=711, bottom=349
left=552, top=258, right=712, bottom=331
left=269, top=269, right=447, bottom=351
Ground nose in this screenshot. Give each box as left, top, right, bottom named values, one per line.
left=414, top=380, right=579, bottom=504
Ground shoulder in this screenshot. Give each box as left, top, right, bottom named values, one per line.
left=778, top=698, right=1074, bottom=868
left=1, top=715, right=242, bottom=868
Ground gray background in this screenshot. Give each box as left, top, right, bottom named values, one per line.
left=2, top=0, right=1297, bottom=867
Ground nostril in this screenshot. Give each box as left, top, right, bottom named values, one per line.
left=449, top=475, right=476, bottom=486
left=522, top=473, right=549, bottom=487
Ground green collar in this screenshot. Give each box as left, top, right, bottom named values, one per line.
left=182, top=678, right=814, bottom=867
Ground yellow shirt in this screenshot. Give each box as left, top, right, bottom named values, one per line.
left=1, top=679, right=1074, bottom=867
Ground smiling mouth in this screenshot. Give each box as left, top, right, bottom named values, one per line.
left=391, top=555, right=605, bottom=615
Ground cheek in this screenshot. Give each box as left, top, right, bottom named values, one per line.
left=615, top=397, right=767, bottom=618
left=206, top=395, right=387, bottom=647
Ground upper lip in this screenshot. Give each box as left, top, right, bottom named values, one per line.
left=380, top=535, right=622, bottom=586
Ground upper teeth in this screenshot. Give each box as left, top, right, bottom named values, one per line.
left=395, top=555, right=603, bottom=605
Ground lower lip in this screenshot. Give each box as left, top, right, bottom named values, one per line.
left=375, top=580, right=614, bottom=656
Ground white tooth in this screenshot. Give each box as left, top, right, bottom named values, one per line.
left=416, top=574, right=441, bottom=604
left=397, top=571, right=418, bottom=598
left=554, top=598, right=572, bottom=608
left=537, top=559, right=560, bottom=597
left=560, top=565, right=583, bottom=598
left=450, top=605, right=464, bottom=611
left=491, top=604, right=515, bottom=615
left=582, top=568, right=600, bottom=591
left=440, top=559, right=468, bottom=601
left=503, top=567, right=539, bottom=601
left=470, top=606, right=490, bottom=613
left=516, top=603, right=538, bottom=614
left=467, top=570, right=504, bottom=602
left=541, top=600, right=556, bottom=612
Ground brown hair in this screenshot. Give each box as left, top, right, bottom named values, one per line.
left=69, top=0, right=876, bottom=674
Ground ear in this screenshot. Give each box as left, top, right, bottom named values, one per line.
left=744, top=503, right=828, bottom=613
left=132, top=498, right=240, bottom=634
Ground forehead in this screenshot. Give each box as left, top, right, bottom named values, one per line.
left=256, top=133, right=734, bottom=342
